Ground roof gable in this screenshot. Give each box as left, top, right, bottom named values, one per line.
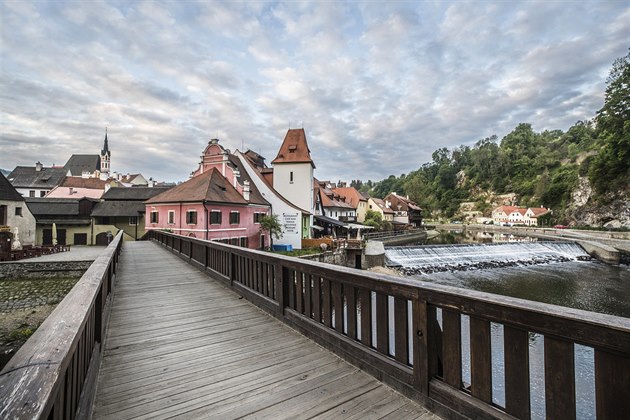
left=0, top=173, right=24, bottom=201
left=25, top=198, right=80, bottom=216
left=271, top=129, right=315, bottom=167
left=102, top=186, right=172, bottom=201
left=494, top=205, right=518, bottom=214
left=333, top=187, right=367, bottom=208
left=64, top=155, right=100, bottom=176
left=7, top=166, right=66, bottom=188
left=146, top=168, right=248, bottom=205
left=528, top=207, right=551, bottom=216
left=60, top=177, right=110, bottom=189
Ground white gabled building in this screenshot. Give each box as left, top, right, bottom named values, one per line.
left=235, top=129, right=316, bottom=250
left=271, top=129, right=315, bottom=230
left=493, top=205, right=551, bottom=226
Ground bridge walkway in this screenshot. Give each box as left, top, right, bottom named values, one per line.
left=91, top=241, right=440, bottom=419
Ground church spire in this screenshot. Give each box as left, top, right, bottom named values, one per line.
left=101, top=127, right=110, bottom=155
left=100, top=127, right=111, bottom=176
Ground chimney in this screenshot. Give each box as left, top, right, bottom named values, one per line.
left=35, top=161, right=43, bottom=171
left=243, top=180, right=250, bottom=201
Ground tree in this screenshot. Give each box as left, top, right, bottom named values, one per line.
left=364, top=209, right=382, bottom=226
left=590, top=51, right=630, bottom=193
left=259, top=214, right=282, bottom=249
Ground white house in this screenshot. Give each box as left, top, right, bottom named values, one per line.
left=271, top=128, right=315, bottom=231
left=236, top=150, right=310, bottom=250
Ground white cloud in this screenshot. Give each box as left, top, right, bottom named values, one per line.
left=0, top=0, right=627, bottom=183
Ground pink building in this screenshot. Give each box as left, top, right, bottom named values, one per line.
left=145, top=140, right=271, bottom=249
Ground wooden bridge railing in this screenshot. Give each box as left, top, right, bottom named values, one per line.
left=151, top=231, right=629, bottom=419
left=0, top=231, right=123, bottom=420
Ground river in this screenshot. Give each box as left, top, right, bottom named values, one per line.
left=384, top=229, right=630, bottom=419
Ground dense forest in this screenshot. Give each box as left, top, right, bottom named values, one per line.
left=359, top=52, right=629, bottom=225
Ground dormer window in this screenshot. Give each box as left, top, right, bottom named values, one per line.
left=288, top=145, right=297, bottom=153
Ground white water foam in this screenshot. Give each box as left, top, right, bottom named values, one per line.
left=385, top=241, right=590, bottom=274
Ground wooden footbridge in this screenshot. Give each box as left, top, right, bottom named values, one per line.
left=1, top=231, right=629, bottom=419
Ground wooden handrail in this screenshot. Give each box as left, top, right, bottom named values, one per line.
left=0, top=231, right=124, bottom=420
left=151, top=230, right=630, bottom=419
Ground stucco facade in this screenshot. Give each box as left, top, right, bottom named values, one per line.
left=236, top=151, right=309, bottom=249
left=145, top=202, right=269, bottom=248
left=145, top=140, right=271, bottom=250
left=271, top=129, right=315, bottom=234
left=0, top=200, right=36, bottom=247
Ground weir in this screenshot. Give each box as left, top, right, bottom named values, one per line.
left=385, top=241, right=591, bottom=274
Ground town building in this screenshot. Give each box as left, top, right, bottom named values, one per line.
left=25, top=197, right=97, bottom=245
left=0, top=173, right=36, bottom=251
left=46, top=177, right=122, bottom=199
left=91, top=186, right=171, bottom=241
left=114, top=173, right=149, bottom=186
left=7, top=163, right=66, bottom=198
left=333, top=186, right=369, bottom=223
left=271, top=129, right=315, bottom=230
left=236, top=149, right=310, bottom=250
left=8, top=130, right=114, bottom=196
left=492, top=205, right=551, bottom=226
left=145, top=140, right=271, bottom=249
left=524, top=207, right=552, bottom=226
left=316, top=180, right=356, bottom=222
left=311, top=180, right=356, bottom=237
left=383, top=193, right=423, bottom=227
left=367, top=197, right=395, bottom=222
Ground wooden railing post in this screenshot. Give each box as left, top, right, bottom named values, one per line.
left=595, top=349, right=630, bottom=419
left=275, top=264, right=288, bottom=317
left=229, top=251, right=235, bottom=285
left=413, top=292, right=430, bottom=395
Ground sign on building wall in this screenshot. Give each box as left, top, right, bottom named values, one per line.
left=282, top=212, right=299, bottom=235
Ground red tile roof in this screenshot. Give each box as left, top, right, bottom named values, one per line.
left=333, top=187, right=367, bottom=208
left=146, top=168, right=250, bottom=205
left=494, top=205, right=518, bottom=214
left=60, top=177, right=113, bottom=189
left=370, top=197, right=395, bottom=214
left=528, top=207, right=551, bottom=216
left=271, top=129, right=315, bottom=167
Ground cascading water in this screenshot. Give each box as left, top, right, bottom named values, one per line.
left=385, top=241, right=591, bottom=275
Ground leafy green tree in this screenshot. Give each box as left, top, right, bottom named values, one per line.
left=259, top=214, right=282, bottom=249
left=364, top=210, right=392, bottom=230
left=590, top=51, right=630, bottom=193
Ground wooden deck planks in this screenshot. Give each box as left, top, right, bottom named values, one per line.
left=92, top=241, right=440, bottom=419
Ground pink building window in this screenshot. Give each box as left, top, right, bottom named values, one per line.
left=210, top=211, right=221, bottom=225
left=186, top=210, right=197, bottom=224
left=229, top=211, right=240, bottom=224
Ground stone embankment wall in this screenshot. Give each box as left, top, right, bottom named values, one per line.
left=0, top=261, right=92, bottom=280
left=376, top=231, right=427, bottom=246
left=299, top=251, right=348, bottom=266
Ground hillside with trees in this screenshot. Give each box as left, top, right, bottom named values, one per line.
left=362, top=51, right=630, bottom=227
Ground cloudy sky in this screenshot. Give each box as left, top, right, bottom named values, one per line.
left=1, top=1, right=628, bottom=183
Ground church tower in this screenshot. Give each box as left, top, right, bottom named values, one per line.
left=100, top=128, right=111, bottom=176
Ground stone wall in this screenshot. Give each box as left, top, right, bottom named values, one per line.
left=299, top=250, right=348, bottom=266
left=0, top=261, right=92, bottom=280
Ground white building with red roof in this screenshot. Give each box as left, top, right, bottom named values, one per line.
left=492, top=205, right=551, bottom=226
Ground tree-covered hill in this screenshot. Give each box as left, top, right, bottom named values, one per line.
left=362, top=52, right=630, bottom=227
